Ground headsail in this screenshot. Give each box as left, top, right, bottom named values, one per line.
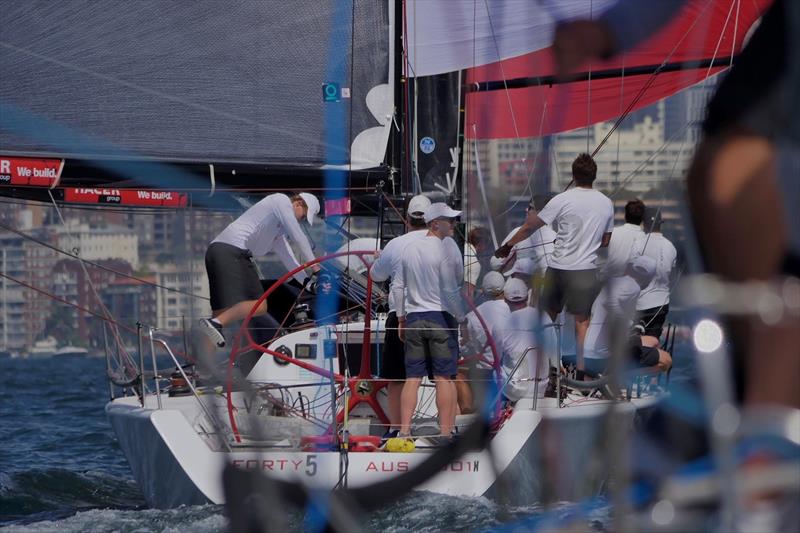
left=405, top=0, right=770, bottom=138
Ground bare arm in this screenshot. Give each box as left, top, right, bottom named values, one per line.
left=601, top=232, right=612, bottom=248
left=495, top=215, right=545, bottom=257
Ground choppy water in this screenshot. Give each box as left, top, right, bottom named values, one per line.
left=1, top=351, right=698, bottom=532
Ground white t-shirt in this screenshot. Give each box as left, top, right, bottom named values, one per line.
left=464, top=298, right=511, bottom=369
left=584, top=256, right=656, bottom=359
left=212, top=193, right=315, bottom=284
left=501, top=225, right=556, bottom=277
left=536, top=187, right=614, bottom=270
left=464, top=242, right=482, bottom=287
left=602, top=223, right=645, bottom=279
left=636, top=233, right=677, bottom=310
left=393, top=235, right=466, bottom=322
left=369, top=229, right=427, bottom=312
left=498, top=307, right=556, bottom=400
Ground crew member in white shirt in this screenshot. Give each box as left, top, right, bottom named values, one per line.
left=199, top=192, right=320, bottom=348
left=394, top=203, right=467, bottom=438
left=369, top=194, right=431, bottom=439
left=495, top=154, right=614, bottom=373
left=601, top=199, right=646, bottom=280
left=497, top=278, right=556, bottom=403
left=635, top=208, right=678, bottom=340
left=458, top=271, right=509, bottom=413
left=584, top=255, right=672, bottom=374
left=497, top=194, right=557, bottom=302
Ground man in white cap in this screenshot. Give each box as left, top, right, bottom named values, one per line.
left=497, top=278, right=556, bottom=403
left=369, top=194, right=431, bottom=440
left=457, top=271, right=509, bottom=413
left=394, top=202, right=466, bottom=439
left=200, top=192, right=321, bottom=348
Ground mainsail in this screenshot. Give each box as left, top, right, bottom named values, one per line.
left=1, top=1, right=394, bottom=171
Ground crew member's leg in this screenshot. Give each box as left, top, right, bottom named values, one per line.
left=455, top=370, right=474, bottom=414
left=202, top=243, right=266, bottom=347
left=430, top=317, right=459, bottom=435
left=380, top=312, right=406, bottom=433
left=539, top=267, right=567, bottom=323
left=565, top=269, right=599, bottom=373
left=399, top=315, right=427, bottom=435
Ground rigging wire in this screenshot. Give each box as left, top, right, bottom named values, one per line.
left=0, top=219, right=210, bottom=301
left=46, top=190, right=138, bottom=372
left=591, top=0, right=721, bottom=158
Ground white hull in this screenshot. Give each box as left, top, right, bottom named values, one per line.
left=106, top=320, right=662, bottom=508
left=106, top=394, right=543, bottom=508
left=106, top=391, right=659, bottom=508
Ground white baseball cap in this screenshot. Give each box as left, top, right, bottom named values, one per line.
left=407, top=195, right=431, bottom=219
left=298, top=192, right=320, bottom=225
left=503, top=277, right=528, bottom=302
left=423, top=202, right=462, bottom=223
left=481, top=271, right=505, bottom=295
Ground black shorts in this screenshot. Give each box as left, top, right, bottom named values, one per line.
left=205, top=242, right=262, bottom=311
left=539, top=267, right=599, bottom=317
left=380, top=311, right=405, bottom=381
left=636, top=304, right=669, bottom=338
left=630, top=341, right=660, bottom=368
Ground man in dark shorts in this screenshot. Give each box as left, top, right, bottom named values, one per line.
left=495, top=154, right=614, bottom=373
left=635, top=208, right=677, bottom=340
left=199, top=192, right=320, bottom=350
left=369, top=194, right=431, bottom=439
left=394, top=202, right=466, bottom=438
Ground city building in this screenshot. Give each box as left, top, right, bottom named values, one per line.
left=57, top=222, right=139, bottom=270
left=152, top=264, right=211, bottom=333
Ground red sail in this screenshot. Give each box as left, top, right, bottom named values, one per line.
left=466, top=0, right=770, bottom=139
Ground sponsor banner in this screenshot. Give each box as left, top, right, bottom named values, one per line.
left=324, top=197, right=351, bottom=216
left=64, top=188, right=188, bottom=207
left=0, top=157, right=64, bottom=187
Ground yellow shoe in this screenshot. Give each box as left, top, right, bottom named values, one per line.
left=385, top=437, right=415, bottom=453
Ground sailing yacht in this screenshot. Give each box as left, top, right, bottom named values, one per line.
left=0, top=0, right=768, bottom=511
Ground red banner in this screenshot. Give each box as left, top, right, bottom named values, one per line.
left=0, top=157, right=64, bottom=187
left=64, top=188, right=188, bottom=207
left=324, top=197, right=351, bottom=216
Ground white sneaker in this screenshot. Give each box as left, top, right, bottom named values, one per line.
left=199, top=318, right=226, bottom=348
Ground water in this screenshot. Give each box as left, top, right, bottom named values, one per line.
left=1, top=351, right=698, bottom=532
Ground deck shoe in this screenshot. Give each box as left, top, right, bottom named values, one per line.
left=380, top=429, right=400, bottom=446
left=199, top=318, right=226, bottom=348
